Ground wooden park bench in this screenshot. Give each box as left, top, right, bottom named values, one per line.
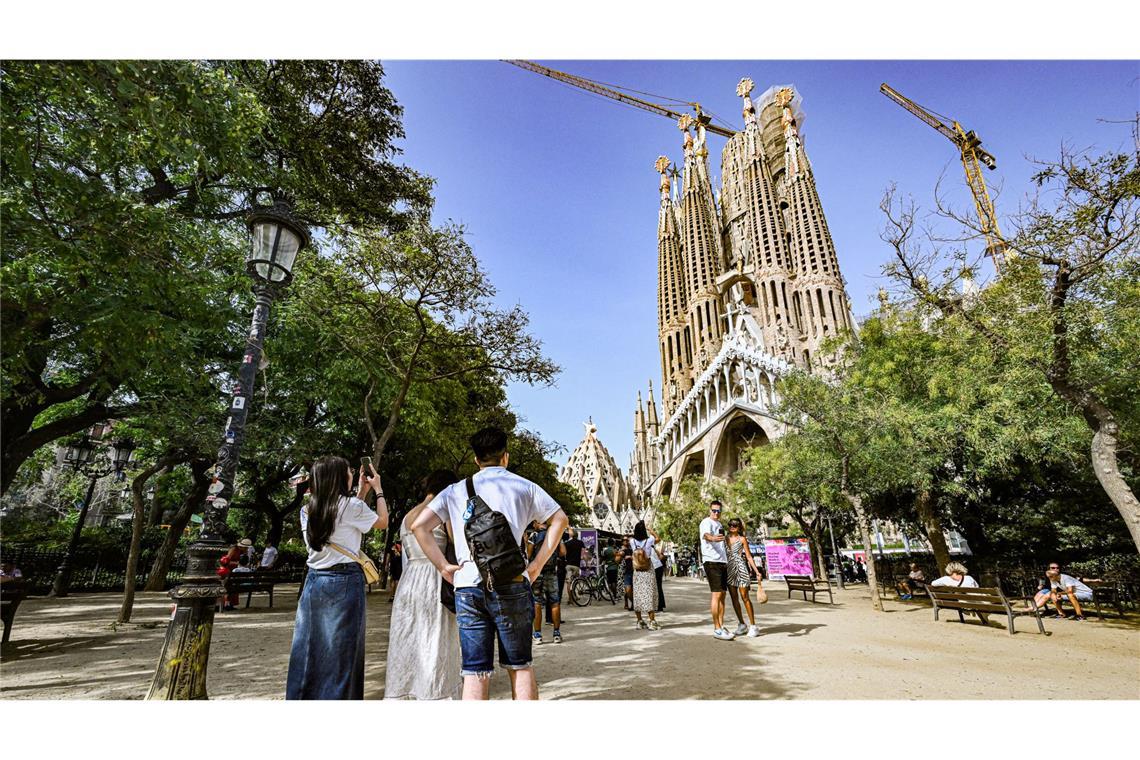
left=784, top=574, right=834, bottom=604
left=1, top=578, right=27, bottom=644
left=928, top=585, right=1047, bottom=635
left=224, top=570, right=293, bottom=609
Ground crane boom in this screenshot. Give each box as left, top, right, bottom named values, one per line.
left=880, top=83, right=1009, bottom=271
left=504, top=59, right=737, bottom=139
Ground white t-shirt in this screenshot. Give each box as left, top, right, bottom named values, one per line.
left=631, top=537, right=662, bottom=569
left=1052, top=574, right=1093, bottom=597
left=259, top=546, right=278, bottom=568
left=699, top=517, right=727, bottom=564
left=300, top=496, right=378, bottom=569
left=930, top=574, right=979, bottom=588
left=428, top=466, right=561, bottom=589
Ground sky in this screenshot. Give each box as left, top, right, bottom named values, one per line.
left=380, top=60, right=1138, bottom=469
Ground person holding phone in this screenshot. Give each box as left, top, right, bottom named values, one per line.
left=285, top=455, right=387, bottom=700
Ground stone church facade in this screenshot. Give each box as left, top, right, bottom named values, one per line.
left=631, top=80, right=855, bottom=502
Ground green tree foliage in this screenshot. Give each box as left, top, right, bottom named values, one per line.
left=882, top=134, right=1140, bottom=551
left=1, top=60, right=430, bottom=493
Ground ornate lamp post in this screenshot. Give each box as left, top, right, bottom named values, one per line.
left=147, top=198, right=308, bottom=700
left=51, top=435, right=135, bottom=597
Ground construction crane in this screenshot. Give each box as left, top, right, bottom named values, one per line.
left=504, top=59, right=737, bottom=138
left=880, top=83, right=1009, bottom=271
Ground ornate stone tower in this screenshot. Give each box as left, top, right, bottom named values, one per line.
left=719, top=77, right=800, bottom=364
left=762, top=86, right=854, bottom=368
left=655, top=155, right=690, bottom=416
left=678, top=116, right=727, bottom=383
left=560, top=419, right=636, bottom=530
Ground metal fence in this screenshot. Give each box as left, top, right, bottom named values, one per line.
left=1, top=545, right=188, bottom=595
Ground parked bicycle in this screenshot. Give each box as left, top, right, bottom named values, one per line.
left=571, top=572, right=616, bottom=606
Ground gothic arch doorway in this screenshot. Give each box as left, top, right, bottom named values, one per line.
left=711, top=413, right=770, bottom=479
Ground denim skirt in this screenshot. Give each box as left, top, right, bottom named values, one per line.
left=285, top=562, right=366, bottom=700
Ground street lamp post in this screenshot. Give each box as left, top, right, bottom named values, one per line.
left=147, top=199, right=308, bottom=700
left=51, top=436, right=136, bottom=597
left=826, top=512, right=845, bottom=590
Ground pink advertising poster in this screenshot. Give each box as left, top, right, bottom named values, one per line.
left=764, top=538, right=814, bottom=580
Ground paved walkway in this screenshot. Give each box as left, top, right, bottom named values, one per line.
left=2, top=577, right=1137, bottom=699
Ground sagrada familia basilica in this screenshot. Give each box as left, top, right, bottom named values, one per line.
left=561, top=79, right=854, bottom=531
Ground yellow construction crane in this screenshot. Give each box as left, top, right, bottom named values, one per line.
left=504, top=59, right=737, bottom=139
left=880, top=83, right=1009, bottom=271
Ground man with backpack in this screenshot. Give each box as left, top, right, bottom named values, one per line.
left=411, top=426, right=568, bottom=700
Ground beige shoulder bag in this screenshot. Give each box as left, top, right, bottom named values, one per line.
left=327, top=542, right=381, bottom=586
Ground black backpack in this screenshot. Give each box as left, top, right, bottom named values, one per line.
left=464, top=476, right=528, bottom=591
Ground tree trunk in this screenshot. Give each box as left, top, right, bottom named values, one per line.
left=119, top=456, right=179, bottom=623
left=1090, top=422, right=1140, bottom=552
left=146, top=466, right=170, bottom=526
left=914, top=488, right=952, bottom=572
left=843, top=491, right=883, bottom=611
left=143, top=462, right=209, bottom=592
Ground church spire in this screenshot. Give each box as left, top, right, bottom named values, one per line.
left=679, top=115, right=726, bottom=376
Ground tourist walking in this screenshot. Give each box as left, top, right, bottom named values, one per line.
left=654, top=537, right=667, bottom=611
left=629, top=521, right=661, bottom=630
left=602, top=539, right=619, bottom=600
left=286, top=456, right=387, bottom=700
left=410, top=426, right=569, bottom=701
left=384, top=470, right=462, bottom=700
left=386, top=543, right=403, bottom=602
left=529, top=520, right=566, bottom=644
left=563, top=528, right=584, bottom=602
left=619, top=536, right=634, bottom=610
left=726, top=518, right=761, bottom=637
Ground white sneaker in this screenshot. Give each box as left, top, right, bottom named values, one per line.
left=713, top=627, right=736, bottom=641
left=747, top=625, right=761, bottom=637
left=734, top=623, right=749, bottom=636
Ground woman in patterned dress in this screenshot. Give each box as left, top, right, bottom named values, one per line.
left=726, top=518, right=762, bottom=637
left=629, top=521, right=661, bottom=631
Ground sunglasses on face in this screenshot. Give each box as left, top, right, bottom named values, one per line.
left=711, top=509, right=721, bottom=514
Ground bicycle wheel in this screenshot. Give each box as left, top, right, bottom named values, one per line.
left=599, top=576, right=616, bottom=603
left=571, top=577, right=593, bottom=607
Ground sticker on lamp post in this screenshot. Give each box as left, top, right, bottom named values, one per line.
left=232, top=397, right=245, bottom=409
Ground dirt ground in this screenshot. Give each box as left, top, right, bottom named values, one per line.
left=2, top=577, right=1137, bottom=699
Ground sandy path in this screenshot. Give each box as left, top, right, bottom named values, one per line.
left=2, top=578, right=1137, bottom=699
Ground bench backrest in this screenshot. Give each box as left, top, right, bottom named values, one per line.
left=927, top=585, right=1010, bottom=613
left=784, top=574, right=817, bottom=588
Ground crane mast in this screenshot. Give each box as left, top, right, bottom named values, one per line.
left=880, top=83, right=1009, bottom=271
left=504, top=59, right=737, bottom=138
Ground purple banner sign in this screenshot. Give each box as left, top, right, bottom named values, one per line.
left=764, top=538, right=813, bottom=580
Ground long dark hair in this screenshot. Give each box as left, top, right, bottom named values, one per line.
left=306, top=455, right=352, bottom=551
left=419, top=469, right=458, bottom=501
left=633, top=520, right=648, bottom=542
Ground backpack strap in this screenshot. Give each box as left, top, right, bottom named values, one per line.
left=466, top=476, right=476, bottom=499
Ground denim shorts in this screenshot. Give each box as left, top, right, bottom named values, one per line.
left=455, top=580, right=534, bottom=676
left=532, top=571, right=561, bottom=606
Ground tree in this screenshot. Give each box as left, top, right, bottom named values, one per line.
left=301, top=220, right=559, bottom=464
left=654, top=476, right=729, bottom=548
left=881, top=135, right=1140, bottom=552
left=1, top=60, right=430, bottom=492
left=733, top=438, right=837, bottom=579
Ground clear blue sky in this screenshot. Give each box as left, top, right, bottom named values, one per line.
left=381, top=60, right=1138, bottom=469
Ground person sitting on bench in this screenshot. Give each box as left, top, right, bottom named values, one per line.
left=896, top=563, right=925, bottom=600
left=930, top=562, right=978, bottom=588
left=1039, top=563, right=1095, bottom=621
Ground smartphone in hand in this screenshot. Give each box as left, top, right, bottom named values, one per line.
left=360, top=456, right=372, bottom=469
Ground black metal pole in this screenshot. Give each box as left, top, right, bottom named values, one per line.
left=50, top=471, right=103, bottom=597
left=827, top=512, right=845, bottom=590
left=147, top=281, right=279, bottom=700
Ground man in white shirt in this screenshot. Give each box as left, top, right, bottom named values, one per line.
left=1044, top=563, right=1094, bottom=620
left=411, top=426, right=568, bottom=701
left=699, top=501, right=746, bottom=641
left=259, top=543, right=278, bottom=570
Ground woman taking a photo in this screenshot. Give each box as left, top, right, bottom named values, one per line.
left=726, top=518, right=762, bottom=637
left=384, top=469, right=461, bottom=700
left=286, top=456, right=387, bottom=700
left=629, top=520, right=661, bottom=631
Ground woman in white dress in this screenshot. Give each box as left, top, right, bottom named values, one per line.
left=384, top=470, right=462, bottom=700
